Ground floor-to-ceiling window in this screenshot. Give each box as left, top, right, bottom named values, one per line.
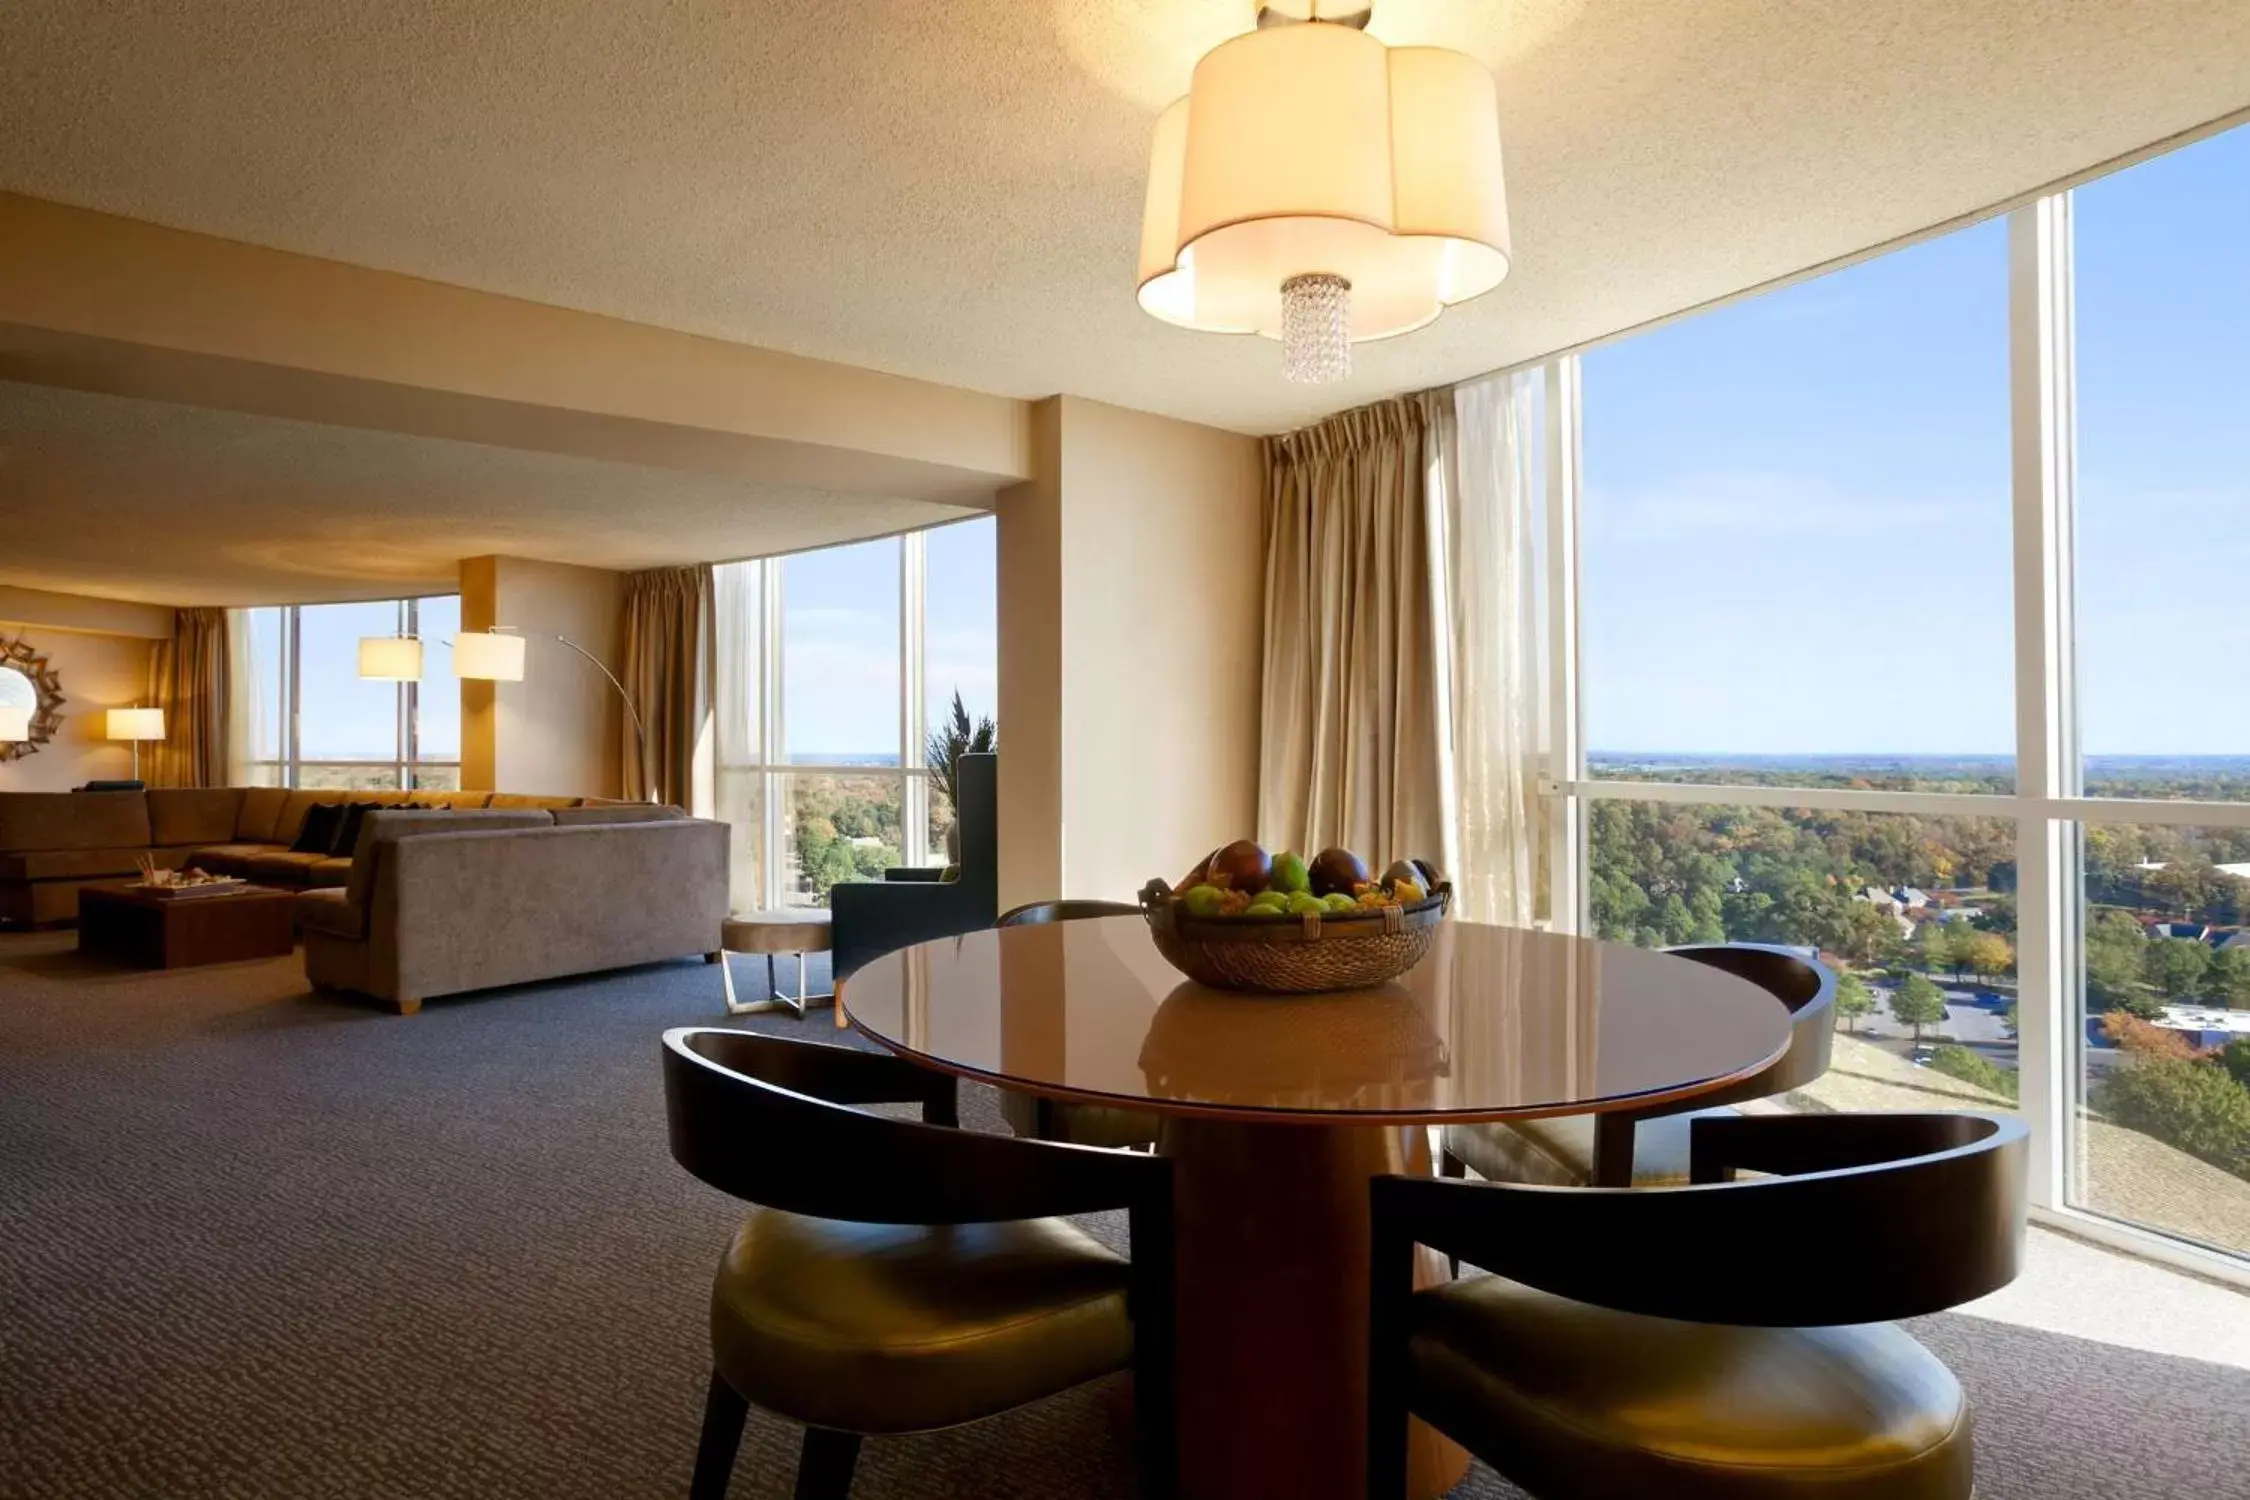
left=1536, top=117, right=2250, bottom=1275
left=237, top=594, right=462, bottom=790
left=715, top=515, right=997, bottom=908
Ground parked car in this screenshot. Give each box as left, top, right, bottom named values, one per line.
left=1911, top=1045, right=1937, bottom=1066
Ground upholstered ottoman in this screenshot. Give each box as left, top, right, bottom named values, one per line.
left=719, top=910, right=833, bottom=1017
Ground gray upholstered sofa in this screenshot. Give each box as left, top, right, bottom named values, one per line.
left=296, top=806, right=729, bottom=1014
left=0, top=786, right=619, bottom=925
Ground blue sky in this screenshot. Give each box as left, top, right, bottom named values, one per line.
left=272, top=519, right=998, bottom=765
left=1583, top=119, right=2248, bottom=761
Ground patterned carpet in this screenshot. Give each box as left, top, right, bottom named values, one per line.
left=2, top=931, right=2245, bottom=1499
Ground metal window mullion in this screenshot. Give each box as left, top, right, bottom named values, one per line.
left=902, top=531, right=930, bottom=868
left=2009, top=194, right=2079, bottom=1215
left=401, top=597, right=418, bottom=790
left=761, top=558, right=788, bottom=910
left=1547, top=355, right=1586, bottom=934
left=1570, top=779, right=2016, bottom=817
left=285, top=605, right=301, bottom=788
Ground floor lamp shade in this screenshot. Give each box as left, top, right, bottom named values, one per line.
left=105, top=708, right=166, bottom=742
left=0, top=704, right=29, bottom=741
left=358, top=636, right=424, bottom=680
left=452, top=631, right=528, bottom=682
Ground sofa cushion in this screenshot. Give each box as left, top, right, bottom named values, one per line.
left=290, top=802, right=348, bottom=854
left=0, top=847, right=150, bottom=882
left=487, top=793, right=584, bottom=809
left=431, top=791, right=493, bottom=808
left=309, top=856, right=354, bottom=887
left=0, top=791, right=152, bottom=853
left=147, top=788, right=245, bottom=848
left=232, top=787, right=290, bottom=842
left=184, top=843, right=281, bottom=877
left=552, top=803, right=686, bottom=826
left=330, top=801, right=390, bottom=858
left=346, top=809, right=557, bottom=908
left=294, top=887, right=367, bottom=938
left=246, top=850, right=335, bottom=884
left=274, top=791, right=334, bottom=846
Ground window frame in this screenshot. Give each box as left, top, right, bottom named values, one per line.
left=1546, top=189, right=2250, bottom=1286
left=723, top=519, right=992, bottom=909
left=246, top=595, right=462, bottom=791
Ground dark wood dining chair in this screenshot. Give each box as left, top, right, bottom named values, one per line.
left=662, top=1027, right=1175, bottom=1500
left=994, top=900, right=1164, bottom=1150
left=1372, top=1110, right=2025, bottom=1500
left=1442, top=942, right=1837, bottom=1188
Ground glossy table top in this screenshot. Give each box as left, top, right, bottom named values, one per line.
left=842, top=917, right=1793, bottom=1124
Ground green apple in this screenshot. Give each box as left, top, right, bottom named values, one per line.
left=1269, top=851, right=1312, bottom=895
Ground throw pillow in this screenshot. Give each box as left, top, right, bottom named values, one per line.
left=290, top=802, right=346, bottom=855
left=330, top=801, right=387, bottom=859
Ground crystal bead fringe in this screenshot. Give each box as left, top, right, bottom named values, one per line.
left=1280, top=273, right=1352, bottom=384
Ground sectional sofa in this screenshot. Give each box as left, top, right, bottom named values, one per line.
left=0, top=785, right=731, bottom=1016
left=0, top=786, right=614, bottom=925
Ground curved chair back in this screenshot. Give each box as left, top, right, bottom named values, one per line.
left=1378, top=1111, right=2025, bottom=1329
left=1665, top=942, right=1836, bottom=1103
left=997, top=899, right=1141, bottom=927
left=663, top=1027, right=1167, bottom=1226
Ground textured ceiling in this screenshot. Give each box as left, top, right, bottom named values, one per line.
left=1, top=1, right=2244, bottom=437
left=0, top=383, right=975, bottom=607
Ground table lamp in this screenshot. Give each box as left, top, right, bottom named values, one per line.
left=106, top=707, right=166, bottom=781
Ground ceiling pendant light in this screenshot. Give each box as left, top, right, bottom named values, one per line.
left=1136, top=2, right=1512, bottom=385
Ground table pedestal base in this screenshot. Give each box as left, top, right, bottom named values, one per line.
left=1158, top=1116, right=1469, bottom=1500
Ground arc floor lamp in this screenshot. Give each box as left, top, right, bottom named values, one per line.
left=359, top=626, right=655, bottom=800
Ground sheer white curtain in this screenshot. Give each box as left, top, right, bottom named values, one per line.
left=222, top=607, right=272, bottom=788
left=711, top=561, right=764, bottom=909
left=1436, top=371, right=1546, bottom=926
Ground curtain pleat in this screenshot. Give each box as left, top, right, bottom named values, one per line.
left=150, top=608, right=229, bottom=788
left=1256, top=394, right=1448, bottom=867
left=620, top=565, right=714, bottom=806
left=710, top=562, right=764, bottom=907
left=1444, top=372, right=1544, bottom=927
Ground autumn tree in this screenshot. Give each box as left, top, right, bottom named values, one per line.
left=1961, top=931, right=2014, bottom=983
left=1833, top=970, right=1876, bottom=1034
left=1891, top=973, right=1948, bottom=1042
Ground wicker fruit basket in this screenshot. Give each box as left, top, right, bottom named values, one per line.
left=1137, top=877, right=1452, bottom=994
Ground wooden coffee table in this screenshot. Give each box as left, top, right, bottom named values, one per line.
left=77, top=883, right=298, bottom=969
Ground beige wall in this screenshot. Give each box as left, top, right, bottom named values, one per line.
left=0, top=588, right=171, bottom=792
left=995, top=396, right=1263, bottom=908
left=459, top=556, right=624, bottom=799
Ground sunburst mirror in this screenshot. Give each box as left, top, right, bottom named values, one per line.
left=0, top=635, right=66, bottom=762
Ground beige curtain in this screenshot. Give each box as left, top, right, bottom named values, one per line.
left=149, top=608, right=229, bottom=788
left=1257, top=394, right=1448, bottom=866
left=620, top=565, right=714, bottom=806
left=1441, top=372, right=1546, bottom=926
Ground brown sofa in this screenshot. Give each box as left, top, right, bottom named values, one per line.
left=0, top=787, right=623, bottom=925
left=297, top=806, right=729, bottom=1015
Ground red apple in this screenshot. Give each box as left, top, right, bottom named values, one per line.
left=1205, top=839, right=1273, bottom=894
left=1309, top=846, right=1369, bottom=897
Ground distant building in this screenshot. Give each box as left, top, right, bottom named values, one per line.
left=1855, top=885, right=1899, bottom=911
left=2085, top=1005, right=2250, bottom=1050
left=1937, top=907, right=1983, bottom=925
left=1893, top=886, right=1931, bottom=910
left=2215, top=862, right=2250, bottom=881
left=2147, top=920, right=2210, bottom=942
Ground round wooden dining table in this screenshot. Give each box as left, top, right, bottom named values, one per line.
left=840, top=916, right=1792, bottom=1500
